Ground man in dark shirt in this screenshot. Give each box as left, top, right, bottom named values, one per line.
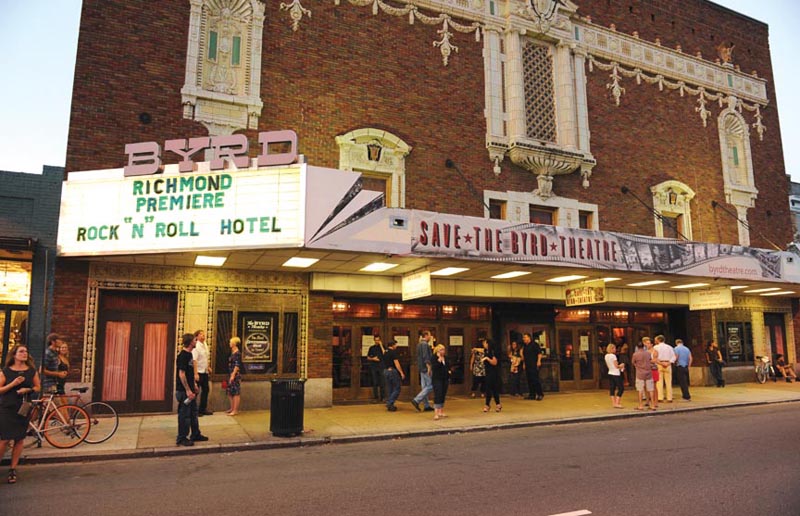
left=411, top=331, right=434, bottom=412
left=382, top=339, right=405, bottom=412
left=522, top=332, right=544, bottom=400
left=41, top=333, right=65, bottom=394
left=176, top=333, right=208, bottom=446
left=366, top=335, right=386, bottom=402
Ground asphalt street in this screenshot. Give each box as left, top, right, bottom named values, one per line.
left=1, top=404, right=798, bottom=516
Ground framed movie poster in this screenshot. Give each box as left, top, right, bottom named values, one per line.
left=238, top=312, right=279, bottom=374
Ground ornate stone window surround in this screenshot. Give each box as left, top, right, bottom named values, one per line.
left=335, top=128, right=412, bottom=208
left=650, top=180, right=695, bottom=240
left=718, top=101, right=758, bottom=246
left=484, top=189, right=598, bottom=229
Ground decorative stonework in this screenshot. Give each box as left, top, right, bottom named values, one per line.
left=718, top=101, right=758, bottom=246
left=484, top=188, right=599, bottom=228
left=335, top=128, right=412, bottom=208
left=181, top=0, right=266, bottom=135
left=650, top=180, right=695, bottom=239
left=523, top=41, right=557, bottom=143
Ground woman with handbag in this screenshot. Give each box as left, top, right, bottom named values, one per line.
left=0, top=345, right=41, bottom=484
left=226, top=337, right=243, bottom=416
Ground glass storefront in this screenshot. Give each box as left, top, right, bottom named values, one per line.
left=0, top=259, right=31, bottom=363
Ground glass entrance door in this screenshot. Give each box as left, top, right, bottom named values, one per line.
left=557, top=326, right=596, bottom=390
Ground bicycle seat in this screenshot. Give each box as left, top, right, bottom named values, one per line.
left=70, top=387, right=90, bottom=393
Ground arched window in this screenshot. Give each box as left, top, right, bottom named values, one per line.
left=650, top=180, right=695, bottom=239
left=335, top=129, right=411, bottom=208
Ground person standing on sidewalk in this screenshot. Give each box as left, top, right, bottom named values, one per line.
left=605, top=343, right=624, bottom=408
left=522, top=332, right=543, bottom=401
left=411, top=331, right=434, bottom=413
left=673, top=339, right=692, bottom=400
left=508, top=340, right=523, bottom=397
left=366, top=335, right=386, bottom=403
left=226, top=337, right=242, bottom=415
left=431, top=344, right=450, bottom=420
left=41, top=333, right=65, bottom=394
left=653, top=335, right=676, bottom=403
left=482, top=338, right=502, bottom=412
left=176, top=333, right=208, bottom=446
left=382, top=339, right=405, bottom=412
left=192, top=330, right=213, bottom=416
left=706, top=340, right=725, bottom=387
left=0, top=345, right=41, bottom=484
left=469, top=344, right=486, bottom=398
left=632, top=340, right=656, bottom=411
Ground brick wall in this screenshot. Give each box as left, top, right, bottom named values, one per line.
left=52, top=261, right=89, bottom=382
left=307, top=292, right=333, bottom=379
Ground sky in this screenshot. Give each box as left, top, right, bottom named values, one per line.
left=1, top=1, right=799, bottom=180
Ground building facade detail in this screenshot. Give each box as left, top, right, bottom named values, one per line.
left=181, top=0, right=266, bottom=135
left=718, top=100, right=758, bottom=246
left=335, top=128, right=412, bottom=208
left=650, top=180, right=695, bottom=239
left=484, top=188, right=598, bottom=229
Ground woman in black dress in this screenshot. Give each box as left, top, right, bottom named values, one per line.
left=431, top=344, right=450, bottom=420
left=56, top=341, right=70, bottom=395
left=0, top=345, right=41, bottom=484
left=482, top=338, right=502, bottom=413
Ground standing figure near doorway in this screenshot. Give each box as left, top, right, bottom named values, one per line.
left=632, top=340, right=656, bottom=411
left=193, top=330, right=213, bottom=416
left=366, top=335, right=386, bottom=403
left=176, top=333, right=208, bottom=446
left=618, top=342, right=633, bottom=387
left=56, top=341, right=70, bottom=395
left=653, top=335, right=676, bottom=403
left=705, top=340, right=725, bottom=387
left=522, top=332, right=543, bottom=401
left=41, top=333, right=65, bottom=395
left=470, top=343, right=486, bottom=398
left=508, top=340, right=523, bottom=397
left=382, top=339, right=405, bottom=412
left=605, top=343, right=624, bottom=408
left=673, top=339, right=693, bottom=400
left=411, top=331, right=434, bottom=413
left=226, top=337, right=242, bottom=415
left=482, top=338, right=502, bottom=412
left=431, top=344, right=450, bottom=420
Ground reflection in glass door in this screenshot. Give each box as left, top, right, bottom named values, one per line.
left=557, top=327, right=596, bottom=390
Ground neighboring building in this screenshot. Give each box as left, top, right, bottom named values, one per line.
left=0, top=166, right=63, bottom=364
left=59, top=0, right=798, bottom=412
left=789, top=180, right=800, bottom=238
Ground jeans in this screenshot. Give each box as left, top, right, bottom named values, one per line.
left=197, top=372, right=210, bottom=412
left=413, top=372, right=433, bottom=408
left=384, top=369, right=401, bottom=407
left=675, top=365, right=691, bottom=399
left=709, top=362, right=725, bottom=386
left=176, top=391, right=201, bottom=441
left=509, top=372, right=522, bottom=396
left=526, top=366, right=543, bottom=398
left=369, top=365, right=385, bottom=401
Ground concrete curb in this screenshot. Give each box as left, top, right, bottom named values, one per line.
left=9, top=397, right=799, bottom=466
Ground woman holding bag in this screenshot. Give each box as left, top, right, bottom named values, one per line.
left=0, top=345, right=41, bottom=484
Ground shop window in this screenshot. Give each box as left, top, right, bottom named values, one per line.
left=632, top=311, right=665, bottom=324
left=530, top=205, right=556, bottom=225
left=489, top=199, right=506, bottom=220
left=469, top=306, right=491, bottom=321
left=716, top=321, right=753, bottom=364
left=555, top=308, right=591, bottom=323
left=386, top=303, right=438, bottom=320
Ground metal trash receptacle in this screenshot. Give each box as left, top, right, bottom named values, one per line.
left=270, top=378, right=305, bottom=437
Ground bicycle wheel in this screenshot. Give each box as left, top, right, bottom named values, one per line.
left=756, top=365, right=768, bottom=384
left=42, top=405, right=90, bottom=449
left=83, top=402, right=119, bottom=444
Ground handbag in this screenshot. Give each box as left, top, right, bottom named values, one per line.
left=17, top=400, right=32, bottom=418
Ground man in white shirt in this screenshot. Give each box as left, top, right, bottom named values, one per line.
left=653, top=334, right=676, bottom=402
left=192, top=330, right=213, bottom=416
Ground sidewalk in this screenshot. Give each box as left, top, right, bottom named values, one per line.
left=12, top=382, right=800, bottom=465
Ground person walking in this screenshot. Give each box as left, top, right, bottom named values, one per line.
left=382, top=339, right=405, bottom=412
left=673, top=339, right=693, bottom=400
left=0, top=345, right=41, bottom=483
left=706, top=340, right=725, bottom=387
left=508, top=340, right=523, bottom=397
left=411, top=330, right=434, bottom=412
left=632, top=340, right=656, bottom=411
left=482, top=338, right=502, bottom=412
left=522, top=332, right=544, bottom=401
left=605, top=343, right=624, bottom=408
left=192, top=330, right=213, bottom=416
left=366, top=335, right=386, bottom=403
left=175, top=333, right=208, bottom=446
left=469, top=343, right=486, bottom=398
left=226, top=336, right=243, bottom=415
left=431, top=344, right=450, bottom=420
left=653, top=335, right=676, bottom=403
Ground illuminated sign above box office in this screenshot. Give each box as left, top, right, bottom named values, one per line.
left=57, top=161, right=309, bottom=256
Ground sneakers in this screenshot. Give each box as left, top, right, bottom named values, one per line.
left=199, top=411, right=214, bottom=416
left=423, top=406, right=434, bottom=412
left=191, top=434, right=209, bottom=442
left=176, top=438, right=194, bottom=447
left=410, top=399, right=421, bottom=412
left=387, top=404, right=397, bottom=412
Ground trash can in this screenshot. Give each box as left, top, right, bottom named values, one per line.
left=270, top=378, right=305, bottom=437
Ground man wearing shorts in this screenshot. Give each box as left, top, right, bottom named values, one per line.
left=632, top=339, right=657, bottom=410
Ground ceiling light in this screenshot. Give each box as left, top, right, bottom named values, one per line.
left=195, top=255, right=227, bottom=267
left=492, top=271, right=531, bottom=279
left=760, top=291, right=795, bottom=296
left=743, top=287, right=781, bottom=294
left=282, top=257, right=319, bottom=268
left=602, top=277, right=621, bottom=283
left=729, top=286, right=749, bottom=290
left=627, top=280, right=669, bottom=287
left=671, top=283, right=710, bottom=289
left=547, top=275, right=588, bottom=283
left=430, top=267, right=469, bottom=276
left=360, top=262, right=398, bottom=272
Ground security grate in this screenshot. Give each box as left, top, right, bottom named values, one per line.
left=523, top=41, right=557, bottom=143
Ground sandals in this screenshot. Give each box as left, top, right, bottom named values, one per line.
left=7, top=469, right=16, bottom=484
left=495, top=405, right=502, bottom=412
left=483, top=406, right=489, bottom=413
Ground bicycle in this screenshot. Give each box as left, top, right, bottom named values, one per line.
left=755, top=355, right=776, bottom=384
left=25, top=393, right=91, bottom=449
left=54, top=387, right=120, bottom=445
